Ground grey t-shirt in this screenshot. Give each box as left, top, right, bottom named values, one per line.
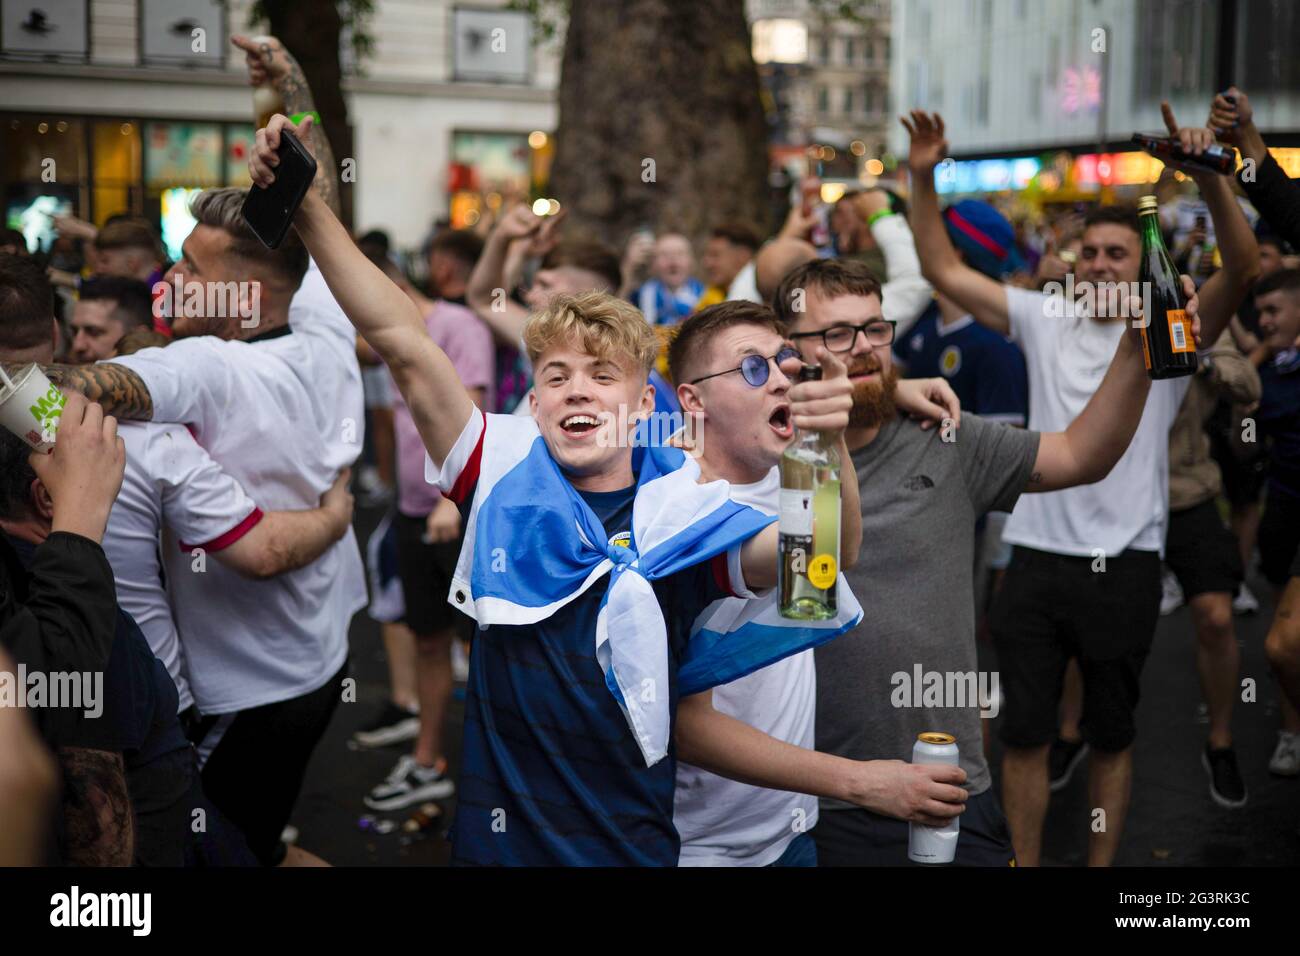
left=815, top=411, right=1040, bottom=803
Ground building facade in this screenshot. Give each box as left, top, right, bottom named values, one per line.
left=1, top=0, right=561, bottom=250
left=887, top=0, right=1300, bottom=192
left=747, top=0, right=893, bottom=180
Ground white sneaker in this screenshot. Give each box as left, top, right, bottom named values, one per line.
left=1267, top=731, right=1300, bottom=777
left=1160, top=567, right=1185, bottom=616
left=364, top=754, right=455, bottom=811
left=1232, top=583, right=1260, bottom=616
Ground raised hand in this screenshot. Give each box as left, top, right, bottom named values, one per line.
left=782, top=346, right=853, bottom=441
left=1208, top=86, right=1253, bottom=142
left=249, top=113, right=316, bottom=188
left=900, top=110, right=949, bottom=178
left=231, top=34, right=296, bottom=89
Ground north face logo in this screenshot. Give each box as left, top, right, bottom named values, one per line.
left=902, top=475, right=934, bottom=491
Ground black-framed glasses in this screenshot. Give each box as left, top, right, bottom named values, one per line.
left=791, top=320, right=896, bottom=352
left=689, top=346, right=803, bottom=387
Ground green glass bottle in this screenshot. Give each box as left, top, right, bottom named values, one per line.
left=1137, top=195, right=1198, bottom=380
left=778, top=365, right=840, bottom=620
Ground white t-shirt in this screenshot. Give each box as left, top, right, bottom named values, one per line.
left=1002, top=286, right=1191, bottom=558
left=673, top=468, right=819, bottom=867
left=104, top=422, right=261, bottom=713
left=111, top=260, right=366, bottom=713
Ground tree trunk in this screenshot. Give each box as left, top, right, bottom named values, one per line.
left=258, top=0, right=355, bottom=228
left=551, top=0, right=769, bottom=248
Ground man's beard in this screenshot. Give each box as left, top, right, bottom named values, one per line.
left=849, top=363, right=899, bottom=429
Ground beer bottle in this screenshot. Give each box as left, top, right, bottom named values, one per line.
left=1137, top=195, right=1198, bottom=380
left=778, top=365, right=841, bottom=620
left=1131, top=133, right=1236, bottom=176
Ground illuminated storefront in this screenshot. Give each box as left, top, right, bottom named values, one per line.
left=2, top=112, right=254, bottom=256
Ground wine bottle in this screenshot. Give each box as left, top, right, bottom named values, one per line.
left=1137, top=194, right=1198, bottom=380
left=778, top=364, right=841, bottom=620
left=1131, top=133, right=1236, bottom=176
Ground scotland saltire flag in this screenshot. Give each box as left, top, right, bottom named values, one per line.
left=681, top=471, right=863, bottom=696
left=427, top=409, right=859, bottom=766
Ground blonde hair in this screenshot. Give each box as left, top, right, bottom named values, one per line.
left=523, top=291, right=658, bottom=375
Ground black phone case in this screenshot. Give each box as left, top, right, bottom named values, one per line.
left=241, top=129, right=318, bottom=249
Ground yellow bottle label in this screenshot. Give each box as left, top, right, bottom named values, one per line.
left=808, top=554, right=837, bottom=589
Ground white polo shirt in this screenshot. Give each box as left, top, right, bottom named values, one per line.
left=673, top=468, right=818, bottom=866
left=111, top=260, right=366, bottom=714
left=104, top=422, right=262, bottom=713
left=1002, top=286, right=1192, bottom=558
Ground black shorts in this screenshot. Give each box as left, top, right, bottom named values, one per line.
left=190, top=661, right=348, bottom=866
left=811, top=789, right=1016, bottom=866
left=394, top=512, right=472, bottom=638
left=1259, top=487, right=1300, bottom=591
left=1208, top=406, right=1267, bottom=507
left=991, top=546, right=1161, bottom=753
left=1165, top=499, right=1243, bottom=598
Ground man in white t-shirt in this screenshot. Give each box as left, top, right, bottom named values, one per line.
left=905, top=106, right=1260, bottom=866
left=107, top=420, right=355, bottom=715
left=667, top=300, right=973, bottom=866
left=43, top=190, right=365, bottom=866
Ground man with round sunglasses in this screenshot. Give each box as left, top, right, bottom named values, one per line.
left=768, top=256, right=1187, bottom=866
left=668, top=301, right=971, bottom=867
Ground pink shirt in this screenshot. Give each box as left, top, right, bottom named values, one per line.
left=392, top=300, right=494, bottom=517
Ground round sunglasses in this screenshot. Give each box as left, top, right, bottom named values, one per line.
left=689, top=346, right=803, bottom=387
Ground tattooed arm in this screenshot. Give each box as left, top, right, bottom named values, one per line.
left=232, top=34, right=340, bottom=216
left=3, top=361, right=153, bottom=421
left=57, top=747, right=134, bottom=866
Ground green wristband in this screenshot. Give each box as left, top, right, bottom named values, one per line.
left=867, top=209, right=895, bottom=228
left=288, top=111, right=320, bottom=126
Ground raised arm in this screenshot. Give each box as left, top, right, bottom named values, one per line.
left=252, top=114, right=473, bottom=467
left=902, top=111, right=1011, bottom=334
left=1023, top=281, right=1203, bottom=492
left=1162, top=103, right=1261, bottom=344
left=855, top=190, right=934, bottom=336
left=675, top=690, right=967, bottom=826
left=1211, top=87, right=1300, bottom=249
left=232, top=34, right=340, bottom=216
left=466, top=205, right=543, bottom=348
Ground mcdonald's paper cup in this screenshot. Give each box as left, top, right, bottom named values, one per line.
left=0, top=364, right=65, bottom=454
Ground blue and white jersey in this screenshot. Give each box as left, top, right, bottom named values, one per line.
left=895, top=304, right=1029, bottom=427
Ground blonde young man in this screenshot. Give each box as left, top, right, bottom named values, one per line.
left=252, top=114, right=857, bottom=866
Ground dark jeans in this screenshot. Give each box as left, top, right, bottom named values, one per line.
left=190, top=660, right=349, bottom=866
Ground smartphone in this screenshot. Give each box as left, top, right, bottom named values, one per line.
left=241, top=129, right=318, bottom=249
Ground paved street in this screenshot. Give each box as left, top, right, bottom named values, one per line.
left=290, top=503, right=1300, bottom=867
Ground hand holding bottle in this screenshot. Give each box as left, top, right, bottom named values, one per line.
left=781, top=347, right=853, bottom=442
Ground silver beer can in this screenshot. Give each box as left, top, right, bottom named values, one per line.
left=907, top=731, right=960, bottom=864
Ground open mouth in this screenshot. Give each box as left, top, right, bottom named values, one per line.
left=849, top=366, right=880, bottom=381
left=560, top=413, right=602, bottom=438
left=769, top=404, right=793, bottom=438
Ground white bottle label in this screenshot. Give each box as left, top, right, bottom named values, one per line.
left=779, top=489, right=814, bottom=536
